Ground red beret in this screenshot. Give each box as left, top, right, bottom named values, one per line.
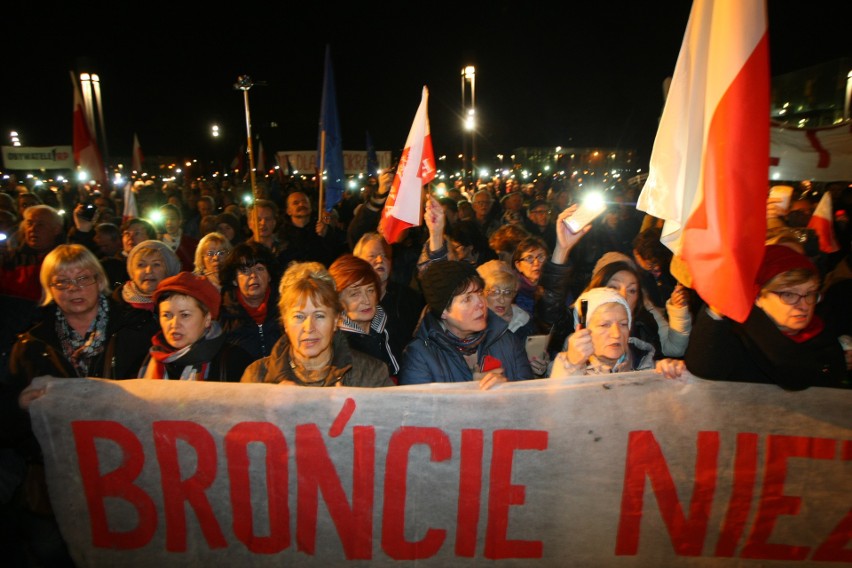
left=153, top=272, right=221, bottom=319
left=756, top=245, right=817, bottom=288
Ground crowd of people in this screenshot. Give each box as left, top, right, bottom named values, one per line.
left=0, top=170, right=850, bottom=565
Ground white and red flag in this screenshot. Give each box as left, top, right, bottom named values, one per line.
left=71, top=71, right=106, bottom=186
left=122, top=181, right=138, bottom=223
left=807, top=190, right=840, bottom=253
left=636, top=0, right=769, bottom=323
left=380, top=86, right=436, bottom=244
left=132, top=133, right=144, bottom=173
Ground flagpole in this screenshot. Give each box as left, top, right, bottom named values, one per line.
left=235, top=75, right=259, bottom=201
left=317, top=130, right=326, bottom=214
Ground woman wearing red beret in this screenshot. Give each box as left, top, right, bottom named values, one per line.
left=139, top=272, right=252, bottom=381
left=685, top=245, right=850, bottom=389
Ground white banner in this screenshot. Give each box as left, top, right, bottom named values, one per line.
left=277, top=150, right=392, bottom=176
left=1, top=145, right=74, bottom=170
left=770, top=122, right=852, bottom=182
left=29, top=373, right=852, bottom=567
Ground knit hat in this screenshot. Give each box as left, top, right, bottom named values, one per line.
left=573, top=287, right=632, bottom=331
left=592, top=251, right=637, bottom=278
left=420, top=260, right=481, bottom=317
left=153, top=271, right=221, bottom=319
left=756, top=244, right=817, bottom=288
left=127, top=240, right=182, bottom=277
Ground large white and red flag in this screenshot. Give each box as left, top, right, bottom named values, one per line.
left=71, top=71, right=106, bottom=186
left=380, top=86, right=436, bottom=244
left=636, top=0, right=769, bottom=323
left=131, top=133, right=144, bottom=173
left=807, top=190, right=840, bottom=254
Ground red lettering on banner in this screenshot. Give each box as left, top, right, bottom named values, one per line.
left=741, top=435, right=836, bottom=560
left=812, top=439, right=852, bottom=561
left=152, top=421, right=226, bottom=551
left=72, top=421, right=157, bottom=549
left=484, top=429, right=547, bottom=559
left=381, top=427, right=451, bottom=559
left=225, top=422, right=290, bottom=554
left=715, top=433, right=759, bottom=556
left=615, top=430, right=719, bottom=556
left=295, top=424, right=375, bottom=559
left=455, top=429, right=484, bottom=557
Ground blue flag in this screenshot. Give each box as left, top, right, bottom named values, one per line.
left=318, top=45, right=345, bottom=212
left=365, top=129, right=379, bottom=178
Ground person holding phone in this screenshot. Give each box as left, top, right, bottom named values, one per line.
left=550, top=287, right=685, bottom=379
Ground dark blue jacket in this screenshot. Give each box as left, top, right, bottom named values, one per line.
left=398, top=310, right=534, bottom=385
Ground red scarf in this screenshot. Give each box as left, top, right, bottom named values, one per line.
left=145, top=333, right=209, bottom=380
left=784, top=315, right=825, bottom=344
left=238, top=287, right=270, bottom=325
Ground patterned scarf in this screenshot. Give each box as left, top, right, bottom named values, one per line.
left=121, top=281, right=156, bottom=311
left=55, top=294, right=109, bottom=376
left=441, top=324, right=487, bottom=356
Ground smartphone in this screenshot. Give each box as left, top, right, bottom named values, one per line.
left=769, top=185, right=794, bottom=215
left=525, top=334, right=548, bottom=360
left=564, top=200, right=607, bottom=233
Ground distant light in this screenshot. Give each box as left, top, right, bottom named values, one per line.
left=58, top=209, right=66, bottom=216
left=479, top=169, right=489, bottom=178
left=80, top=73, right=91, bottom=81
left=463, top=65, right=475, bottom=79
left=77, top=171, right=88, bottom=182
left=148, top=210, right=163, bottom=224
left=243, top=195, right=253, bottom=204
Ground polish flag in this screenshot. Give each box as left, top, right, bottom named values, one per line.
left=122, top=181, right=138, bottom=223
left=380, top=86, right=436, bottom=244
left=807, top=191, right=839, bottom=253
left=636, top=0, right=769, bottom=323
left=71, top=71, right=106, bottom=186
left=132, top=133, right=144, bottom=173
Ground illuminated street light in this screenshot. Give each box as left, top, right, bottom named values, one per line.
left=211, top=124, right=220, bottom=138
left=460, top=65, right=476, bottom=187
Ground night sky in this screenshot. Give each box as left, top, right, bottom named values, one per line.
left=3, top=1, right=849, bottom=172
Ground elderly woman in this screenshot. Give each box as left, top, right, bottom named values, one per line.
left=193, top=231, right=232, bottom=290
left=329, top=254, right=400, bottom=377
left=550, top=287, right=685, bottom=378
left=240, top=262, right=393, bottom=387
left=476, top=259, right=535, bottom=339
left=8, top=244, right=155, bottom=383
left=114, top=239, right=181, bottom=312
left=685, top=245, right=850, bottom=389
left=398, top=260, right=534, bottom=389
left=219, top=241, right=282, bottom=359
left=139, top=272, right=252, bottom=381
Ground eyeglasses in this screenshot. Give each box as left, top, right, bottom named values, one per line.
left=486, top=288, right=515, bottom=298
left=519, top=254, right=547, bottom=265
left=769, top=290, right=821, bottom=306
left=205, top=250, right=229, bottom=258
left=50, top=274, right=97, bottom=290
left=238, top=264, right=267, bottom=276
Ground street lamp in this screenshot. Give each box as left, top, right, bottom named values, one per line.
left=461, top=65, right=476, bottom=187
left=234, top=75, right=261, bottom=200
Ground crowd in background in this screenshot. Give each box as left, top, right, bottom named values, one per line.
left=0, top=169, right=851, bottom=565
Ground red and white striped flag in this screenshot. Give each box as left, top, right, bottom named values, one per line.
left=122, top=182, right=138, bottom=223
left=807, top=190, right=839, bottom=253
left=132, top=133, right=144, bottom=173
left=71, top=71, right=106, bottom=186
left=636, top=0, right=769, bottom=323
left=380, top=86, right=436, bottom=244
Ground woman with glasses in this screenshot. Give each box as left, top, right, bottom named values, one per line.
left=8, top=244, right=157, bottom=383
left=219, top=242, right=282, bottom=359
left=193, top=231, right=232, bottom=290
left=685, top=244, right=850, bottom=389
left=512, top=235, right=551, bottom=316
left=476, top=260, right=535, bottom=339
